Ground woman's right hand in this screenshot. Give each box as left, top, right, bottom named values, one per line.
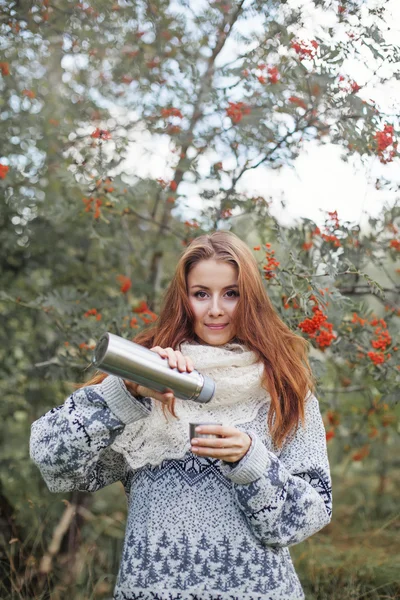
left=124, top=346, right=194, bottom=405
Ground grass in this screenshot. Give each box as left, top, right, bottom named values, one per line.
left=292, top=469, right=400, bottom=599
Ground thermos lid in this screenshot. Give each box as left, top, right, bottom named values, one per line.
left=196, top=374, right=215, bottom=404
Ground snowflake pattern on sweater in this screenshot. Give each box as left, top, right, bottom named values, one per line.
left=30, top=375, right=332, bottom=600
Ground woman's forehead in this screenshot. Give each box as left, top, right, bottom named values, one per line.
left=187, top=259, right=238, bottom=282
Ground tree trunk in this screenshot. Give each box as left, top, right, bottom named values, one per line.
left=146, top=3, right=246, bottom=304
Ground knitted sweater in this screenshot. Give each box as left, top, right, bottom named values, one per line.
left=30, top=375, right=332, bottom=600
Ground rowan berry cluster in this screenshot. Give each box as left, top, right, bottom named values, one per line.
left=22, top=89, right=35, bottom=99
left=93, top=177, right=114, bottom=195
left=302, top=242, right=313, bottom=251
left=226, top=101, right=251, bottom=124
left=132, top=301, right=157, bottom=324
left=0, top=163, right=9, bottom=179
left=282, top=295, right=300, bottom=310
left=91, top=128, right=112, bottom=140
left=146, top=57, right=160, bottom=69
left=167, top=125, right=181, bottom=135
left=298, top=295, right=336, bottom=349
left=352, top=313, right=367, bottom=326
left=256, top=64, right=280, bottom=84
left=121, top=315, right=139, bottom=330
left=311, top=211, right=342, bottom=247
left=371, top=327, right=392, bottom=351
left=367, top=351, right=385, bottom=365
left=338, top=75, right=361, bottom=94
left=84, top=308, right=102, bottom=321
left=161, top=107, right=183, bottom=119
left=184, top=220, right=200, bottom=229
left=289, top=96, right=307, bottom=110
left=262, top=243, right=280, bottom=280
left=267, top=66, right=279, bottom=84
left=82, top=197, right=102, bottom=219
left=291, top=39, right=318, bottom=60
left=321, top=233, right=341, bottom=247
left=79, top=342, right=96, bottom=351
left=116, top=275, right=132, bottom=294
left=0, top=62, right=10, bottom=76
left=352, top=445, right=370, bottom=461
left=326, top=210, right=340, bottom=228
left=121, top=75, right=134, bottom=84
left=374, top=124, right=397, bottom=164
left=351, top=314, right=395, bottom=365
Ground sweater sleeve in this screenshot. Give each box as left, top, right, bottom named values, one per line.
left=219, top=393, right=332, bottom=548
left=29, top=376, right=152, bottom=493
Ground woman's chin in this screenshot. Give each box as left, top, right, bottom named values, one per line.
left=196, top=327, right=235, bottom=346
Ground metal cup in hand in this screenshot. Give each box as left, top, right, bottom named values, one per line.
left=189, top=422, right=222, bottom=442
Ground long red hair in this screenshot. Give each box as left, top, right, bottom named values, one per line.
left=81, top=231, right=315, bottom=448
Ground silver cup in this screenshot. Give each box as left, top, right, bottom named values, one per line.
left=189, top=422, right=222, bottom=442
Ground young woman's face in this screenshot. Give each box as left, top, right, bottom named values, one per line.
left=187, top=259, right=239, bottom=346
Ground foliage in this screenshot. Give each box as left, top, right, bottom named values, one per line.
left=0, top=0, right=399, bottom=598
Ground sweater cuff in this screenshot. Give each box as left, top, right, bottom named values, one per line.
left=99, top=376, right=152, bottom=425
left=219, top=431, right=271, bottom=485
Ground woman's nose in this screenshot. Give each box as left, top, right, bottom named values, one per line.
left=208, top=297, right=224, bottom=316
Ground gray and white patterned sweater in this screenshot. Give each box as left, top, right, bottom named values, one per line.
left=30, top=375, right=332, bottom=600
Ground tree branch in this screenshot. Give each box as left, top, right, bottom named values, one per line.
left=213, top=121, right=316, bottom=228
left=319, top=386, right=367, bottom=394
left=121, top=208, right=185, bottom=240
left=39, top=502, right=76, bottom=574
left=338, top=285, right=399, bottom=295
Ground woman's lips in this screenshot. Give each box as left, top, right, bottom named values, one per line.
left=205, top=324, right=228, bottom=330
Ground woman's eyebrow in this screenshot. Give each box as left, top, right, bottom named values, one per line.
left=190, top=284, right=239, bottom=290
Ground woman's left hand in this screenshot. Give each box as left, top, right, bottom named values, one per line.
left=191, top=425, right=251, bottom=463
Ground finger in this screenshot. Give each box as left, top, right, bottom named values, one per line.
left=123, top=380, right=139, bottom=396
left=165, top=348, right=186, bottom=372
left=150, top=347, right=193, bottom=372
left=191, top=446, right=241, bottom=460
left=150, top=346, right=168, bottom=359
left=185, top=357, right=194, bottom=372
left=173, top=352, right=194, bottom=372
left=172, top=350, right=188, bottom=372
left=191, top=436, right=238, bottom=449
left=194, top=425, right=238, bottom=437
left=136, top=385, right=174, bottom=405
left=164, top=347, right=178, bottom=369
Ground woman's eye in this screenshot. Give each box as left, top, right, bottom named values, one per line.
left=194, top=290, right=239, bottom=299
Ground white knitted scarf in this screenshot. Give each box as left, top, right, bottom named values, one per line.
left=111, top=341, right=270, bottom=470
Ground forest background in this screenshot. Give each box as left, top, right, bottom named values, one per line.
left=0, top=1, right=399, bottom=599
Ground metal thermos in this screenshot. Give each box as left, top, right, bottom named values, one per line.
left=92, top=332, right=215, bottom=404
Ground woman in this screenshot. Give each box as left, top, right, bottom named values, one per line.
left=30, top=231, right=332, bottom=600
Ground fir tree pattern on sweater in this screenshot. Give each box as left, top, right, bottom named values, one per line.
left=118, top=526, right=290, bottom=595
left=30, top=375, right=332, bottom=600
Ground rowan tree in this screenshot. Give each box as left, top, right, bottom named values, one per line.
left=0, top=1, right=399, bottom=598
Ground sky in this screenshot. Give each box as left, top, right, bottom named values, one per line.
left=250, top=0, right=400, bottom=227
left=122, top=127, right=399, bottom=228
left=236, top=140, right=400, bottom=227
left=117, top=0, right=400, bottom=229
